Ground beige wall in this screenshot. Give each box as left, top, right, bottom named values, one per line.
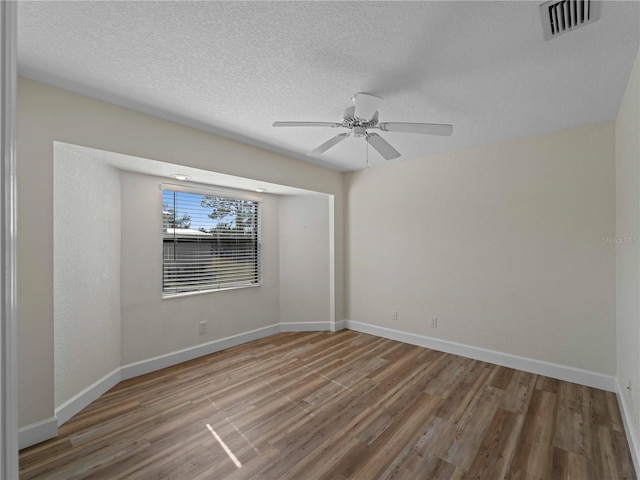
left=279, top=194, right=333, bottom=326
left=17, top=73, right=628, bottom=443
left=346, top=121, right=616, bottom=374
left=17, top=78, right=345, bottom=427
left=616, top=46, right=640, bottom=446
left=120, top=171, right=281, bottom=365
left=53, top=144, right=121, bottom=408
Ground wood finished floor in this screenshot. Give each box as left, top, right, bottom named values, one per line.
left=20, top=330, right=636, bottom=479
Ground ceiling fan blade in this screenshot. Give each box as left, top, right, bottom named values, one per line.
left=273, top=121, right=342, bottom=128
left=365, top=133, right=401, bottom=160
left=377, top=122, right=453, bottom=136
left=353, top=92, right=382, bottom=121
left=308, top=133, right=350, bottom=156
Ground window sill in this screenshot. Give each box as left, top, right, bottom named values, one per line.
left=162, top=283, right=261, bottom=300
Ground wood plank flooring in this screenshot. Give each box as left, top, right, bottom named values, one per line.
left=19, top=330, right=636, bottom=479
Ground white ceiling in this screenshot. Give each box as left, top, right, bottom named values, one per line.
left=17, top=1, right=640, bottom=172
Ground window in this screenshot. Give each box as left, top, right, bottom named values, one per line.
left=162, top=187, right=261, bottom=296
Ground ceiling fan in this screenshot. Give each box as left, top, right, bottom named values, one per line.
left=273, top=92, right=453, bottom=160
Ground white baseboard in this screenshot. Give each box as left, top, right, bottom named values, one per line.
left=55, top=368, right=122, bottom=426
left=334, top=319, right=347, bottom=331
left=121, top=324, right=281, bottom=380
left=280, top=321, right=333, bottom=332
left=21, top=325, right=284, bottom=450
left=121, top=322, right=335, bottom=380
left=18, top=417, right=57, bottom=450
left=617, top=379, right=640, bottom=476
left=344, top=320, right=616, bottom=392
left=21, top=319, right=619, bottom=452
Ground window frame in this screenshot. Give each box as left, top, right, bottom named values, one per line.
left=161, top=183, right=262, bottom=298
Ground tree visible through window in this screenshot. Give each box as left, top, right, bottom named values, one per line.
left=162, top=188, right=261, bottom=295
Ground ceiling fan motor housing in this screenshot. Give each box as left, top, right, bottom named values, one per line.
left=342, top=106, right=379, bottom=130
left=352, top=126, right=367, bottom=137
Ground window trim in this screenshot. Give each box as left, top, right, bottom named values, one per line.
left=161, top=183, right=262, bottom=298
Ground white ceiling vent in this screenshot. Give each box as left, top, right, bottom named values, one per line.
left=540, top=0, right=600, bottom=40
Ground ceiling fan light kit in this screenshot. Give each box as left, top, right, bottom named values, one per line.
left=273, top=92, right=453, bottom=162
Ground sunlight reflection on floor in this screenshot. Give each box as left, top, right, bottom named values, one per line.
left=206, top=424, right=242, bottom=469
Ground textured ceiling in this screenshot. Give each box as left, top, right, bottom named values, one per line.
left=17, top=1, right=640, bottom=172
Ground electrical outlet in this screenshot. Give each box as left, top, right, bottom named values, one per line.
left=199, top=321, right=207, bottom=335
left=392, top=311, right=398, bottom=321
left=430, top=316, right=438, bottom=328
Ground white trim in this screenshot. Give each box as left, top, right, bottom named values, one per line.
left=279, top=321, right=333, bottom=332
left=55, top=369, right=122, bottom=426
left=121, top=324, right=280, bottom=380
left=1, top=1, right=18, bottom=477
left=328, top=195, right=336, bottom=327
left=162, top=283, right=261, bottom=300
left=121, top=322, right=333, bottom=380
left=18, top=417, right=57, bottom=450
left=617, top=379, right=640, bottom=476
left=334, top=319, right=347, bottom=331
left=343, top=320, right=616, bottom=392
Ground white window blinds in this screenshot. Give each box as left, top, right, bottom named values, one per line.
left=162, top=187, right=261, bottom=295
